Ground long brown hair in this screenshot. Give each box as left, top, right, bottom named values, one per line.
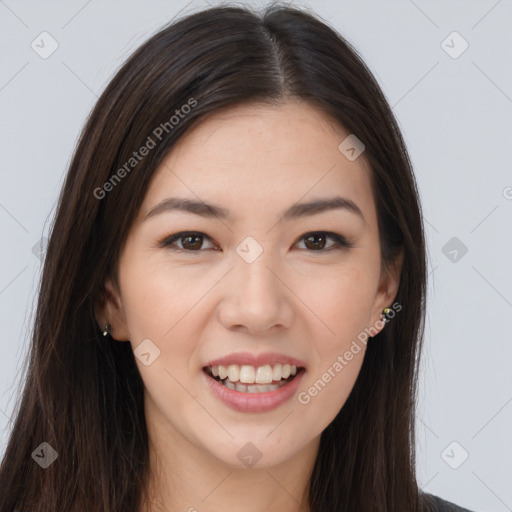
left=0, top=4, right=428, bottom=511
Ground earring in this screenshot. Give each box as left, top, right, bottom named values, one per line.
left=102, top=324, right=111, bottom=337
left=381, top=307, right=392, bottom=324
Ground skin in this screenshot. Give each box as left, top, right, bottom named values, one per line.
left=96, top=101, right=403, bottom=512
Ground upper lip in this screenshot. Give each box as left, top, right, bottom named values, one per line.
left=204, top=352, right=306, bottom=369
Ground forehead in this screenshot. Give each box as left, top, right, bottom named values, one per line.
left=140, top=101, right=376, bottom=226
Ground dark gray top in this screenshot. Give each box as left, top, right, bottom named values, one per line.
left=424, top=492, right=475, bottom=511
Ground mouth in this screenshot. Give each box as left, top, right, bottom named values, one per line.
left=202, top=363, right=305, bottom=394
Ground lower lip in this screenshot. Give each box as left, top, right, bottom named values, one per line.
left=202, top=368, right=306, bottom=413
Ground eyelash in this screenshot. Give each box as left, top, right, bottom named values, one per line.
left=158, top=231, right=354, bottom=253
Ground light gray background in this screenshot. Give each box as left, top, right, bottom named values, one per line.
left=1, top=1, right=511, bottom=510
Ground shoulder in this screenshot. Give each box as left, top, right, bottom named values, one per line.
left=422, top=492, right=476, bottom=512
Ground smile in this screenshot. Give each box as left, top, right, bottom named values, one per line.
left=202, top=364, right=306, bottom=413
left=211, top=361, right=296, bottom=381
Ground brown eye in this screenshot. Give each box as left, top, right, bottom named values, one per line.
left=160, top=230, right=352, bottom=253
left=304, top=233, right=328, bottom=251
left=297, top=231, right=351, bottom=252
left=180, top=233, right=203, bottom=250
left=161, top=232, right=216, bottom=251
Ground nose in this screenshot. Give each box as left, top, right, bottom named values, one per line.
left=217, top=251, right=295, bottom=335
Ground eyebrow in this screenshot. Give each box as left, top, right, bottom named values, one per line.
left=144, top=196, right=365, bottom=224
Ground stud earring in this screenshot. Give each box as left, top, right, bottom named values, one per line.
left=381, top=307, right=392, bottom=324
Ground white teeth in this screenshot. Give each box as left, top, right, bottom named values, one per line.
left=227, top=365, right=240, bottom=382
left=239, top=365, right=256, bottom=383
left=218, top=365, right=228, bottom=380
left=224, top=379, right=235, bottom=391
left=255, top=365, right=273, bottom=384
left=208, top=363, right=299, bottom=385
left=272, top=364, right=282, bottom=381
left=222, top=380, right=286, bottom=393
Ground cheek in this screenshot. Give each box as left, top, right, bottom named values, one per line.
left=118, top=248, right=203, bottom=338
left=297, top=330, right=367, bottom=430
left=113, top=261, right=189, bottom=398
left=295, top=263, right=377, bottom=345
left=297, top=280, right=370, bottom=422
left=293, top=263, right=376, bottom=414
left=117, top=251, right=223, bottom=383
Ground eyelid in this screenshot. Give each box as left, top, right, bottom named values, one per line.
left=159, top=231, right=218, bottom=251
left=295, top=231, right=354, bottom=250
left=159, top=230, right=355, bottom=252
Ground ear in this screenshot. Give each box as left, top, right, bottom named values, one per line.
left=369, top=248, right=404, bottom=334
left=94, top=277, right=130, bottom=341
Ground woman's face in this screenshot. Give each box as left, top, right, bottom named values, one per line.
left=101, top=101, right=401, bottom=469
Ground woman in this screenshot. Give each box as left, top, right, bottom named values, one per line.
left=0, top=4, right=474, bottom=511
